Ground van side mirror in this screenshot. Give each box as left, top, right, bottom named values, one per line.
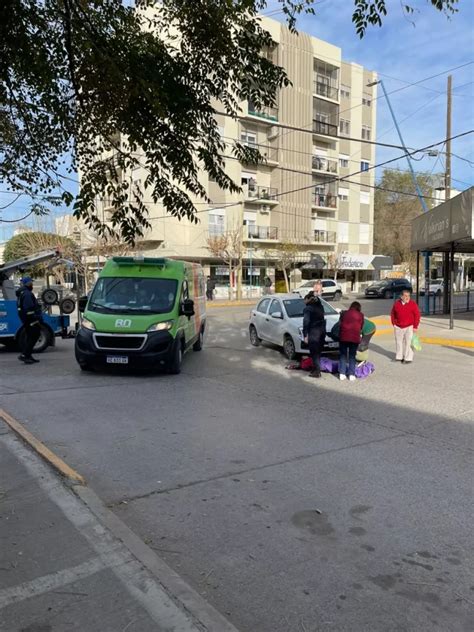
left=182, top=298, right=195, bottom=318
left=78, top=295, right=88, bottom=313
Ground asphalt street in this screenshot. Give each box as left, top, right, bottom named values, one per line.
left=1, top=303, right=473, bottom=632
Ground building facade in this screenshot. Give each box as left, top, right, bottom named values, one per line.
left=93, top=16, right=379, bottom=294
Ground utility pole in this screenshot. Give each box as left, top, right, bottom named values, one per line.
left=443, top=75, right=452, bottom=316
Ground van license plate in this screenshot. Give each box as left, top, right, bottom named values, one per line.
left=107, top=356, right=128, bottom=364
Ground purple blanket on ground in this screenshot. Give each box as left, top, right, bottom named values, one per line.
left=320, top=357, right=375, bottom=379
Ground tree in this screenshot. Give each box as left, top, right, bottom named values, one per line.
left=265, top=241, right=300, bottom=292
left=3, top=231, right=83, bottom=283
left=374, top=169, right=435, bottom=274
left=1, top=2, right=458, bottom=244
left=206, top=226, right=244, bottom=300
left=326, top=246, right=345, bottom=282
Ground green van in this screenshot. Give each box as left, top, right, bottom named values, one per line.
left=75, top=257, right=206, bottom=373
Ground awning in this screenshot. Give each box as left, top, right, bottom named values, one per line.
left=301, top=255, right=326, bottom=270
left=339, top=254, right=393, bottom=271
left=411, top=187, right=473, bottom=253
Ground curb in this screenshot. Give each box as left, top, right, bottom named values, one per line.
left=0, top=409, right=239, bottom=632
left=207, top=301, right=254, bottom=308
left=0, top=408, right=86, bottom=485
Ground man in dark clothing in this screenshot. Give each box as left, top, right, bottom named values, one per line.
left=17, top=276, right=43, bottom=364
left=206, top=276, right=216, bottom=301
left=302, top=291, right=326, bottom=378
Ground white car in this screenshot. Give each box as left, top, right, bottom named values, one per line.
left=420, top=279, right=444, bottom=296
left=249, top=294, right=340, bottom=359
left=293, top=279, right=343, bottom=301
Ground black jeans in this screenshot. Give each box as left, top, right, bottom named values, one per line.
left=308, top=332, right=325, bottom=373
left=22, top=322, right=41, bottom=358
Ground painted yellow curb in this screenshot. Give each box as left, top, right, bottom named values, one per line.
left=0, top=408, right=86, bottom=485
left=419, top=337, right=474, bottom=349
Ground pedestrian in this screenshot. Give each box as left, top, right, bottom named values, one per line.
left=302, top=290, right=326, bottom=379
left=206, top=276, right=216, bottom=301
left=16, top=276, right=43, bottom=364
left=338, top=301, right=364, bottom=381
left=390, top=289, right=421, bottom=364
left=263, top=276, right=272, bottom=295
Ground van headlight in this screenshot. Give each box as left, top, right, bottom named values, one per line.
left=81, top=317, right=96, bottom=331
left=147, top=320, right=174, bottom=332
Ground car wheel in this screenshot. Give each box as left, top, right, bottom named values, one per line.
left=334, top=291, right=342, bottom=301
left=18, top=324, right=52, bottom=353
left=383, top=290, right=393, bottom=299
left=41, top=288, right=59, bottom=306
left=193, top=328, right=204, bottom=351
left=249, top=325, right=261, bottom=347
left=168, top=339, right=183, bottom=374
left=283, top=335, right=297, bottom=360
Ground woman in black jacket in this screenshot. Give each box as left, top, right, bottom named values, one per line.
left=302, top=291, right=326, bottom=378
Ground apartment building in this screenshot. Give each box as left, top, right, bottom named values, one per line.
left=93, top=16, right=382, bottom=293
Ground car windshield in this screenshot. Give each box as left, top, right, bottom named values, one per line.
left=88, top=277, right=178, bottom=315
left=283, top=297, right=336, bottom=318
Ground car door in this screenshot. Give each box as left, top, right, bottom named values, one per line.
left=265, top=298, right=285, bottom=344
left=321, top=280, right=336, bottom=299
left=252, top=297, right=272, bottom=340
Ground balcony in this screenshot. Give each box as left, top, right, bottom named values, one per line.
left=312, top=155, right=338, bottom=174
left=245, top=184, right=279, bottom=204
left=313, top=98, right=339, bottom=139
left=245, top=225, right=279, bottom=241
left=314, top=230, right=336, bottom=244
left=248, top=101, right=278, bottom=122
left=312, top=191, right=337, bottom=209
left=240, top=141, right=279, bottom=165
left=313, top=79, right=338, bottom=101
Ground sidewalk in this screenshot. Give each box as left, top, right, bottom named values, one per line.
left=0, top=421, right=237, bottom=632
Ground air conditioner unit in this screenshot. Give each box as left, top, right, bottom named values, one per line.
left=260, top=205, right=270, bottom=214
left=267, top=126, right=279, bottom=140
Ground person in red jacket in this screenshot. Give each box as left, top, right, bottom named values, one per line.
left=390, top=289, right=421, bottom=363
left=338, top=301, right=364, bottom=381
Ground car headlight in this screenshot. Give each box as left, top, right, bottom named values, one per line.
left=81, top=317, right=96, bottom=331
left=147, top=320, right=174, bottom=332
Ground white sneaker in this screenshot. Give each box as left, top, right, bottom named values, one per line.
left=339, top=374, right=347, bottom=381
left=349, top=375, right=356, bottom=382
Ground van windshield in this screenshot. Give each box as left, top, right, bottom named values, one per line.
left=88, top=277, right=178, bottom=315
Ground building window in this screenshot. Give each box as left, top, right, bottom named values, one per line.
left=339, top=119, right=350, bottom=136
left=209, top=212, right=225, bottom=236
left=339, top=155, right=349, bottom=168
left=360, top=160, right=370, bottom=172
left=361, top=125, right=371, bottom=141
left=338, top=188, right=349, bottom=201
left=362, top=95, right=372, bottom=106
left=360, top=190, right=370, bottom=205
left=241, top=130, right=257, bottom=148
left=359, top=223, right=370, bottom=245
left=338, top=221, right=349, bottom=243
left=341, top=84, right=351, bottom=99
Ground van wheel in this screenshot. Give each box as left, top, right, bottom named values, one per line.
left=283, top=335, right=297, bottom=360
left=80, top=364, right=93, bottom=372
left=249, top=325, right=261, bottom=347
left=168, top=339, right=183, bottom=374
left=193, top=329, right=204, bottom=351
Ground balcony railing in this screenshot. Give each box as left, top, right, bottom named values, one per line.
left=246, top=226, right=279, bottom=240
left=314, top=80, right=339, bottom=101
left=314, top=230, right=336, bottom=243
left=248, top=102, right=278, bottom=122
left=240, top=142, right=279, bottom=163
left=312, top=120, right=338, bottom=138
left=312, top=155, right=338, bottom=174
left=246, top=184, right=278, bottom=201
left=312, top=191, right=337, bottom=209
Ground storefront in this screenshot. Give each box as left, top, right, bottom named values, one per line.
left=337, top=254, right=393, bottom=292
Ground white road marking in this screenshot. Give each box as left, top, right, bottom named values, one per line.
left=0, top=556, right=108, bottom=609
left=0, top=433, right=203, bottom=631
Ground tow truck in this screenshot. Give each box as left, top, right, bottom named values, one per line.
left=0, top=250, right=76, bottom=353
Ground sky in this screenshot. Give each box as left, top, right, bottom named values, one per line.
left=1, top=0, right=473, bottom=241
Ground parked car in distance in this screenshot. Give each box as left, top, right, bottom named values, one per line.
left=365, top=278, right=412, bottom=299
left=293, top=279, right=343, bottom=301
left=420, top=279, right=444, bottom=296
left=249, top=294, right=340, bottom=359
